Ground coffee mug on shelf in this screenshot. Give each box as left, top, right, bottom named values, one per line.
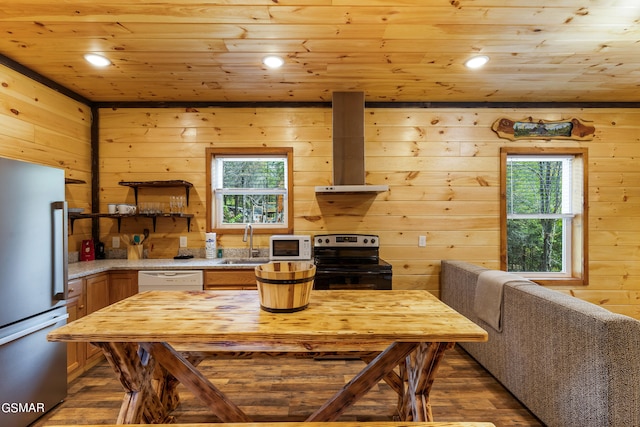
left=118, top=204, right=137, bottom=215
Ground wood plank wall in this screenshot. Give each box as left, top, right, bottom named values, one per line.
left=2, top=61, right=639, bottom=319
left=0, top=65, right=93, bottom=253
left=99, top=106, right=640, bottom=319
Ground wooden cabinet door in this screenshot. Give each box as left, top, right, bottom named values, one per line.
left=65, top=278, right=86, bottom=378
left=109, top=271, right=138, bottom=304
left=85, top=273, right=110, bottom=359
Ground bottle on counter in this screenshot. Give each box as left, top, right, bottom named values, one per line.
left=205, top=232, right=216, bottom=259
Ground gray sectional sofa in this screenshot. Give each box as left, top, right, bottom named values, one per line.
left=440, top=260, right=640, bottom=427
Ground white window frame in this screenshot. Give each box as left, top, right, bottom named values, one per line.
left=506, top=155, right=574, bottom=277
left=206, top=147, right=293, bottom=235
left=500, top=147, right=588, bottom=286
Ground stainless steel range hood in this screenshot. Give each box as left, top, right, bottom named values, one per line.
left=315, top=92, right=389, bottom=194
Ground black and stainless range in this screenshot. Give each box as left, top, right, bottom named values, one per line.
left=313, top=234, right=392, bottom=290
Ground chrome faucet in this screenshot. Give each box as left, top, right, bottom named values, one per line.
left=243, top=224, right=259, bottom=258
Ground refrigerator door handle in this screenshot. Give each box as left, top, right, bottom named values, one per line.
left=0, top=313, right=69, bottom=346
left=52, top=201, right=69, bottom=300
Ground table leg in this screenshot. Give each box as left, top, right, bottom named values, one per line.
left=360, top=353, right=404, bottom=395
left=93, top=342, right=172, bottom=424
left=142, top=342, right=251, bottom=423
left=151, top=357, right=181, bottom=414
left=306, top=341, right=418, bottom=422
left=398, top=341, right=455, bottom=421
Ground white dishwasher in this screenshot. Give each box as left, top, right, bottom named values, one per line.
left=138, top=270, right=204, bottom=292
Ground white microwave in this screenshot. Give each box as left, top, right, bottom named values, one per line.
left=269, top=235, right=312, bottom=261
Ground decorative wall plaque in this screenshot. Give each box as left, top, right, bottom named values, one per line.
left=492, top=117, right=595, bottom=141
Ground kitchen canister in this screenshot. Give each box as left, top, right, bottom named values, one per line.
left=205, top=232, right=217, bottom=259
left=127, top=244, right=143, bottom=260
left=80, top=239, right=95, bottom=261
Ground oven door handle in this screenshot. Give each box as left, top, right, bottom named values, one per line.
left=316, top=269, right=389, bottom=275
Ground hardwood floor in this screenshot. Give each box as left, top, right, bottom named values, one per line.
left=33, top=345, right=543, bottom=426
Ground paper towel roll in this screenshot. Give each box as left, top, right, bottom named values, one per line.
left=205, top=232, right=217, bottom=259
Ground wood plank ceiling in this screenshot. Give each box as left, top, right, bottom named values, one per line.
left=0, top=0, right=639, bottom=103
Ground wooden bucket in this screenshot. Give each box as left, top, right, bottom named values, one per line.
left=255, top=261, right=316, bottom=312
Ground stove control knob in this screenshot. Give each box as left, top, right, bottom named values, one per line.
left=317, top=238, right=323, bottom=244
left=363, top=239, right=368, bottom=244
left=325, top=238, right=330, bottom=244
left=371, top=238, right=376, bottom=244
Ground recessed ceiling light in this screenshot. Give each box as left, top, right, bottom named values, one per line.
left=263, top=55, right=284, bottom=69
left=464, top=55, right=489, bottom=69
left=84, top=53, right=111, bottom=67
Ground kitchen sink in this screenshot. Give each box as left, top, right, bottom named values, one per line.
left=220, top=258, right=269, bottom=265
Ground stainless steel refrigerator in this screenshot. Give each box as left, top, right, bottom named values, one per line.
left=0, top=157, right=68, bottom=427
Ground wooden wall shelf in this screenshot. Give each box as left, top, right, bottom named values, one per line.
left=65, top=178, right=86, bottom=184
left=66, top=180, right=195, bottom=234
left=118, top=180, right=193, bottom=206
left=68, top=212, right=193, bottom=234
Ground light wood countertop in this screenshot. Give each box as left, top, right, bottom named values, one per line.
left=68, top=258, right=262, bottom=280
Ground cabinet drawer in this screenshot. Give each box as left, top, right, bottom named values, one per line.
left=205, top=270, right=256, bottom=288
left=67, top=278, right=84, bottom=299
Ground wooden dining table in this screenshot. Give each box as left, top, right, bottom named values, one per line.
left=47, top=290, right=488, bottom=424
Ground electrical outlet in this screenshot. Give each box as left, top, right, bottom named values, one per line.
left=418, top=235, right=427, bottom=247
left=112, top=236, right=120, bottom=248
left=179, top=236, right=187, bottom=248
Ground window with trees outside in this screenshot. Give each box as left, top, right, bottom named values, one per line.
left=206, top=147, right=293, bottom=234
left=500, top=147, right=588, bottom=286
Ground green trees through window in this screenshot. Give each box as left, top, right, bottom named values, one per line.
left=506, top=157, right=567, bottom=272
left=219, top=158, right=286, bottom=224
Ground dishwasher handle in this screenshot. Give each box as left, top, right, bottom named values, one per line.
left=140, top=271, right=195, bottom=277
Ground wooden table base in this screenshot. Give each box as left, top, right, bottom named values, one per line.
left=95, top=341, right=456, bottom=424
left=94, top=342, right=173, bottom=424
left=399, top=342, right=456, bottom=421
